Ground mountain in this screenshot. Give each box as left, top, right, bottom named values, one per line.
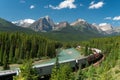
left=46, top=19, right=102, bottom=41
left=0, top=17, right=102, bottom=41
left=92, top=23, right=102, bottom=32
left=29, top=16, right=54, bottom=32
left=113, top=27, right=120, bottom=35
left=39, top=25, right=102, bottom=42
left=10, top=17, right=104, bottom=41
left=98, top=23, right=113, bottom=34
left=12, top=16, right=120, bottom=35
left=0, top=18, right=34, bottom=32
left=1, top=16, right=120, bottom=42
left=54, top=21, right=70, bottom=30
left=12, top=19, right=35, bottom=28
left=70, top=19, right=99, bottom=33
left=99, top=23, right=113, bottom=31
left=71, top=19, right=86, bottom=26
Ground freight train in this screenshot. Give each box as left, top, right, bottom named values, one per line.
left=0, top=48, right=103, bottom=79
left=34, top=52, right=103, bottom=76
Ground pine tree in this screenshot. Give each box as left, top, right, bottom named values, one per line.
left=9, top=45, right=13, bottom=63
left=14, top=48, right=20, bottom=63
left=51, top=56, right=72, bottom=80
left=59, top=64, right=72, bottom=80
left=85, top=44, right=89, bottom=56
left=0, top=45, right=3, bottom=64
left=50, top=56, right=59, bottom=80
left=3, top=50, right=10, bottom=70
left=14, top=59, right=38, bottom=80
left=0, top=48, right=2, bottom=65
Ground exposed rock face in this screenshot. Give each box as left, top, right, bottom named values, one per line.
left=70, top=19, right=99, bottom=33
left=92, top=23, right=102, bottom=32
left=29, top=16, right=54, bottom=32
left=11, top=16, right=120, bottom=35
left=71, top=19, right=87, bottom=26
left=54, top=21, right=70, bottom=30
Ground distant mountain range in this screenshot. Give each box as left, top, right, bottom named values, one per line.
left=11, top=16, right=120, bottom=35
left=0, top=16, right=120, bottom=41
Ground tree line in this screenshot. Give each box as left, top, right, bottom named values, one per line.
left=0, top=32, right=63, bottom=69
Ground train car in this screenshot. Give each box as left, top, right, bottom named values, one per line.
left=33, top=59, right=76, bottom=76
left=33, top=63, right=54, bottom=76
left=77, top=57, right=87, bottom=68
left=0, top=70, right=17, bottom=80
left=94, top=53, right=103, bottom=61
left=60, top=59, right=76, bottom=68
left=0, top=48, right=104, bottom=80
left=87, top=53, right=103, bottom=65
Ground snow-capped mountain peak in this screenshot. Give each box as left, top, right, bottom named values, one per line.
left=11, top=16, right=120, bottom=35
left=23, top=19, right=35, bottom=23
left=91, top=23, right=114, bottom=34
left=41, top=16, right=50, bottom=20
left=70, top=18, right=87, bottom=26
left=45, top=15, right=49, bottom=20
left=77, top=18, right=86, bottom=22
left=12, top=19, right=35, bottom=27
left=98, top=23, right=113, bottom=31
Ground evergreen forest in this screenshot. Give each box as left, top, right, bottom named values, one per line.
left=0, top=32, right=120, bottom=80
left=0, top=32, right=63, bottom=69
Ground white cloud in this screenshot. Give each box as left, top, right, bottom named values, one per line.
left=104, top=16, right=120, bottom=21
left=113, top=16, right=120, bottom=21
left=49, top=0, right=76, bottom=10
left=30, top=5, right=35, bottom=9
left=89, top=1, right=104, bottom=9
left=104, top=17, right=112, bottom=20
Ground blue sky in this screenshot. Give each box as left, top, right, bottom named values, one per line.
left=0, top=0, right=120, bottom=26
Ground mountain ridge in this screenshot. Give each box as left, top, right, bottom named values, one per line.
left=0, top=18, right=34, bottom=33
left=12, top=16, right=120, bottom=35
left=0, top=16, right=120, bottom=41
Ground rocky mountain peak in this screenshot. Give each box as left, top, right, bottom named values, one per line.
left=70, top=18, right=87, bottom=26
left=91, top=23, right=114, bottom=34
left=45, top=15, right=49, bottom=20
left=77, top=19, right=86, bottom=22
left=98, top=23, right=113, bottom=31
left=29, top=16, right=54, bottom=32
left=11, top=16, right=120, bottom=35
left=12, top=19, right=35, bottom=27
left=54, top=21, right=70, bottom=30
